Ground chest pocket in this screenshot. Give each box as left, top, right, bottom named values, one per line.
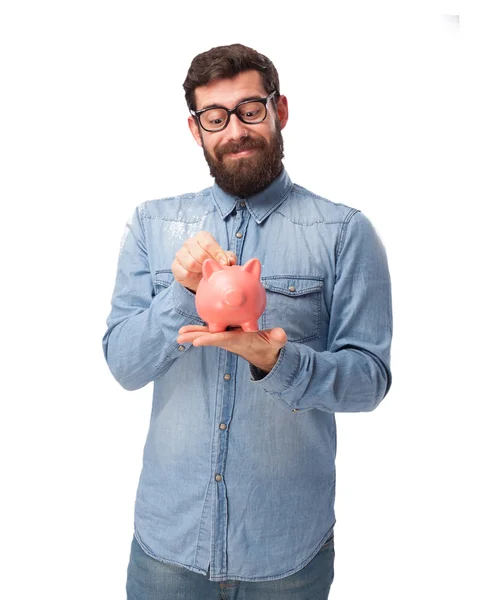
left=260, top=275, right=324, bottom=343
left=153, top=269, right=174, bottom=294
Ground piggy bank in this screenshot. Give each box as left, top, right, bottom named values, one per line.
left=195, top=258, right=266, bottom=333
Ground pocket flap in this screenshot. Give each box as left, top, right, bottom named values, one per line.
left=261, top=276, right=323, bottom=296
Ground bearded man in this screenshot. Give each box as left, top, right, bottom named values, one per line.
left=103, top=43, right=393, bottom=600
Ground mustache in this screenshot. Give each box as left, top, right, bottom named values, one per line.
left=215, top=136, right=266, bottom=160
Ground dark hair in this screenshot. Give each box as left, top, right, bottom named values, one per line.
left=183, top=43, right=280, bottom=111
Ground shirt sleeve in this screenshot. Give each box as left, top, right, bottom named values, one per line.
left=102, top=206, right=201, bottom=391
left=250, top=211, right=393, bottom=413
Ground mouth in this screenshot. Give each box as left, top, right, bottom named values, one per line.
left=224, top=148, right=257, bottom=159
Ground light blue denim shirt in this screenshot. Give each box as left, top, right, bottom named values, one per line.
left=102, top=169, right=392, bottom=582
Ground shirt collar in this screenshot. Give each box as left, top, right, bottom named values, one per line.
left=211, top=168, right=293, bottom=224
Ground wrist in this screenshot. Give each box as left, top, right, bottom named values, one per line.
left=250, top=349, right=280, bottom=374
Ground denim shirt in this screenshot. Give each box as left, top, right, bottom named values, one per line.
left=102, top=169, right=392, bottom=582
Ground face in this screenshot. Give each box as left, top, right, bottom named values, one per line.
left=188, top=70, right=289, bottom=198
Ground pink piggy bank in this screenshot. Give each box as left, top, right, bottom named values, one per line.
left=195, top=258, right=266, bottom=333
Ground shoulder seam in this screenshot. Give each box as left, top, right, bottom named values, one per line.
left=336, top=209, right=360, bottom=260
left=292, top=184, right=356, bottom=210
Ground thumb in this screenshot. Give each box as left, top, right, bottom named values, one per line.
left=216, top=249, right=229, bottom=266
left=225, top=251, right=237, bottom=266
left=267, top=327, right=288, bottom=347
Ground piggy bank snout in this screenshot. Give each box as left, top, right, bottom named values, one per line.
left=223, top=288, right=246, bottom=307
left=196, top=258, right=266, bottom=332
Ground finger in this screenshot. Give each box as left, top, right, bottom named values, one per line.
left=178, top=325, right=209, bottom=335
left=195, top=231, right=229, bottom=265
left=177, top=328, right=239, bottom=345
left=177, top=330, right=217, bottom=345
left=257, top=328, right=288, bottom=348
left=177, top=244, right=204, bottom=274
left=192, top=331, right=236, bottom=347
left=171, top=257, right=201, bottom=283
left=225, top=251, right=237, bottom=266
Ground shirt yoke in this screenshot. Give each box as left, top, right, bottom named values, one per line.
left=139, top=188, right=215, bottom=223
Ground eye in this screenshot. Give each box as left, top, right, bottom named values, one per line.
left=201, top=108, right=228, bottom=130
left=239, top=102, right=265, bottom=122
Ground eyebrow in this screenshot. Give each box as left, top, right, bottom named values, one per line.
left=198, top=95, right=263, bottom=112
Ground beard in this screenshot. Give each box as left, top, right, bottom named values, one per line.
left=201, top=121, right=284, bottom=198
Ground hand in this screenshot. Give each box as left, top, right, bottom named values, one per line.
left=171, top=231, right=237, bottom=293
left=177, top=325, right=287, bottom=373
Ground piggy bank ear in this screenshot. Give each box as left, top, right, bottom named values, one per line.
left=202, top=259, right=223, bottom=281
left=241, top=258, right=261, bottom=280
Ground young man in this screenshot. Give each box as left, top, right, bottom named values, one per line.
left=103, top=43, right=393, bottom=599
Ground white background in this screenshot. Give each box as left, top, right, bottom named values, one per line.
left=1, top=1, right=477, bottom=598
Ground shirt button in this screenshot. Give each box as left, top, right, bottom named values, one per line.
left=239, top=202, right=246, bottom=208
left=178, top=345, right=186, bottom=351
left=215, top=474, right=223, bottom=482
left=288, top=285, right=296, bottom=292
left=235, top=231, right=243, bottom=238
left=219, top=423, right=227, bottom=431
left=224, top=373, right=231, bottom=380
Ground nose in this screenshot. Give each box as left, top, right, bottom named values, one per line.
left=227, top=113, right=248, bottom=141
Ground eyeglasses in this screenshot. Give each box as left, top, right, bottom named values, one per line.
left=191, top=91, right=277, bottom=133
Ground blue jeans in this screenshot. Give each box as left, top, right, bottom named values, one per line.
left=126, top=532, right=334, bottom=599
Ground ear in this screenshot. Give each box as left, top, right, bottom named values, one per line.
left=241, top=258, right=261, bottom=280
left=188, top=115, right=203, bottom=147
left=203, top=259, right=223, bottom=280
left=276, top=94, right=289, bottom=130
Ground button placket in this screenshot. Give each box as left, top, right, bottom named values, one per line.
left=211, top=208, right=249, bottom=577
left=231, top=209, right=249, bottom=260
left=211, top=351, right=236, bottom=576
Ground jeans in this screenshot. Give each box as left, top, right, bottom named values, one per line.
left=126, top=532, right=334, bottom=600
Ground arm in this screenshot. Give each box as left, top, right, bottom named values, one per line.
left=102, top=208, right=236, bottom=391
left=177, top=211, right=392, bottom=413
left=102, top=206, right=201, bottom=391
left=252, top=211, right=392, bottom=412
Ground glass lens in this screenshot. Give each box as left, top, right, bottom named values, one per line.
left=200, top=108, right=228, bottom=131
left=238, top=101, right=266, bottom=123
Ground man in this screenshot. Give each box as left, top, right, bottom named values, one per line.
left=103, top=43, right=392, bottom=599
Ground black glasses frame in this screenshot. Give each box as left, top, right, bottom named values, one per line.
left=191, top=91, right=277, bottom=133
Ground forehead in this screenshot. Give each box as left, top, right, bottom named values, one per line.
left=194, top=70, right=267, bottom=110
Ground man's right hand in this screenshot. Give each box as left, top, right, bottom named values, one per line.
left=171, top=231, right=237, bottom=293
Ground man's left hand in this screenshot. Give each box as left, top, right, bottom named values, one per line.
left=177, top=325, right=288, bottom=374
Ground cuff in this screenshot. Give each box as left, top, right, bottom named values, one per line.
left=249, top=342, right=301, bottom=393
left=172, top=281, right=204, bottom=324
